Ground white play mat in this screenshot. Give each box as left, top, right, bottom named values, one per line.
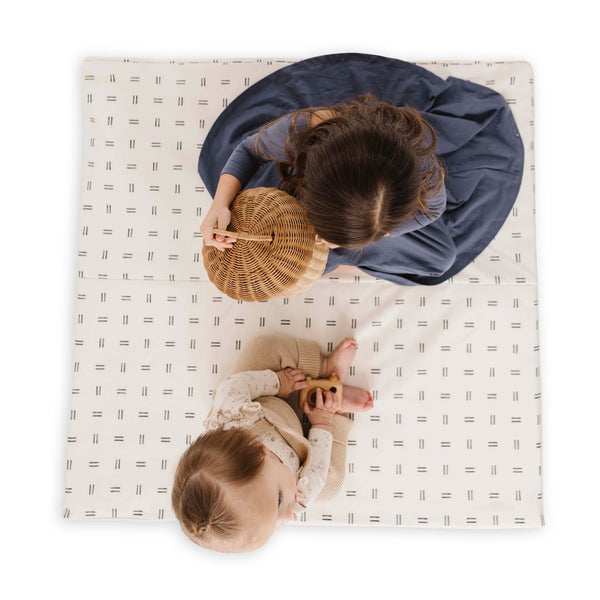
left=64, top=57, right=543, bottom=529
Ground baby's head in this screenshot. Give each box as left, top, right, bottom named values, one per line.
left=172, top=427, right=297, bottom=553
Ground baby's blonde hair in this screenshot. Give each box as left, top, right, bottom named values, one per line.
left=171, top=427, right=265, bottom=547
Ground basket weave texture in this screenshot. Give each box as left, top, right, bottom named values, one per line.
left=202, top=188, right=328, bottom=301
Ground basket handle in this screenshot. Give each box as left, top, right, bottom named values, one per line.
left=212, top=228, right=273, bottom=243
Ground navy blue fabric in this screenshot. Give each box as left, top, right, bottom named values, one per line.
left=198, top=53, right=524, bottom=286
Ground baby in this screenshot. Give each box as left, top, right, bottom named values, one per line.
left=171, top=334, right=373, bottom=553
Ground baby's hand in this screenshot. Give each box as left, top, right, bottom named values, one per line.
left=303, top=388, right=337, bottom=430
left=276, top=368, right=308, bottom=399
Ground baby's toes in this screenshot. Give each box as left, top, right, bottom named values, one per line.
left=341, top=337, right=357, bottom=350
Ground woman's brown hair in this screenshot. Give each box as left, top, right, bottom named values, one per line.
left=171, top=427, right=265, bottom=546
left=256, top=93, right=445, bottom=249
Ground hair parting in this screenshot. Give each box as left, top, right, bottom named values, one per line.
left=254, top=93, right=445, bottom=249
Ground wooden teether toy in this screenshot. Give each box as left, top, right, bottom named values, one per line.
left=299, top=372, right=343, bottom=411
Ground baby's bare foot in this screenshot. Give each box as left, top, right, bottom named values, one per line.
left=320, top=337, right=357, bottom=380
left=339, top=385, right=374, bottom=413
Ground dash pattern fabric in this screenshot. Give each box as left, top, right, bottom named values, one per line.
left=64, top=58, right=543, bottom=528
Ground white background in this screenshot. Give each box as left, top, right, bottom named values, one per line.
left=3, top=1, right=598, bottom=598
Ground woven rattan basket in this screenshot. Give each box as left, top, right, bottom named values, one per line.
left=202, top=187, right=329, bottom=302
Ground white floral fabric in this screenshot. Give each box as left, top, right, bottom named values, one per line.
left=204, top=370, right=333, bottom=517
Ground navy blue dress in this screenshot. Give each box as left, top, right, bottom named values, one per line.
left=198, top=53, right=524, bottom=286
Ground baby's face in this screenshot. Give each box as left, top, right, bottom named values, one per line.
left=228, top=450, right=297, bottom=551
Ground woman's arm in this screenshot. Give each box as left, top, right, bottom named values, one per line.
left=200, top=113, right=313, bottom=250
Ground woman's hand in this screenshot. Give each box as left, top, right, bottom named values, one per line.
left=303, top=388, right=337, bottom=431
left=275, top=368, right=308, bottom=399
left=201, top=174, right=242, bottom=251
left=200, top=204, right=236, bottom=251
